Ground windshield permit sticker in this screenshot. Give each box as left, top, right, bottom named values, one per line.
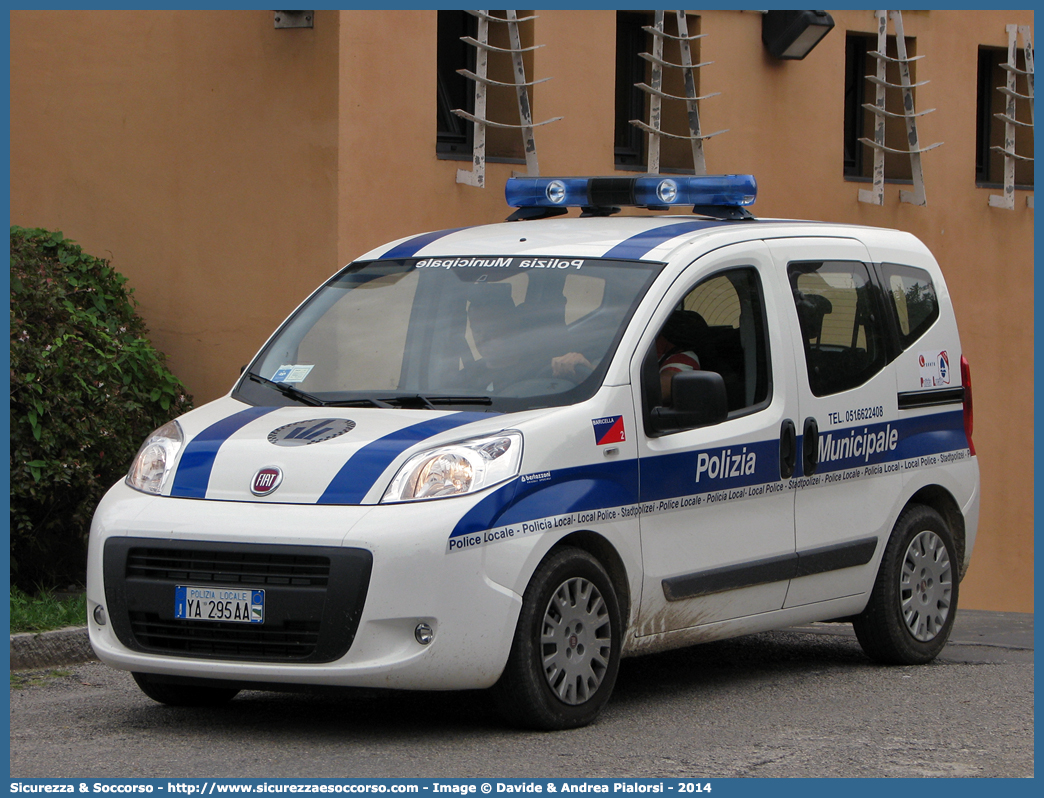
left=415, top=257, right=585, bottom=270
left=593, top=416, right=626, bottom=445
left=271, top=364, right=314, bottom=384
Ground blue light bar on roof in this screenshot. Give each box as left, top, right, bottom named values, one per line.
left=504, top=174, right=757, bottom=209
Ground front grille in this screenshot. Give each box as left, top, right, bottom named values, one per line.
left=128, top=612, right=321, bottom=660
left=126, top=547, right=330, bottom=587
left=104, top=538, right=372, bottom=664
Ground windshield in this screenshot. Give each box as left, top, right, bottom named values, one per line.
left=233, top=255, right=663, bottom=413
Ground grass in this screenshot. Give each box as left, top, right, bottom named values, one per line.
left=10, top=587, right=87, bottom=634
left=11, top=669, right=73, bottom=690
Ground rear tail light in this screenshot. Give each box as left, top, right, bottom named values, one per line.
left=961, top=355, right=975, bottom=456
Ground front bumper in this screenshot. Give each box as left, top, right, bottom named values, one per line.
left=87, top=482, right=524, bottom=690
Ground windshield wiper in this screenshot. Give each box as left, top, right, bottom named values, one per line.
left=247, top=373, right=395, bottom=408
left=419, top=395, right=493, bottom=406
left=324, top=397, right=394, bottom=408
left=247, top=372, right=325, bottom=407
left=246, top=375, right=487, bottom=410
left=380, top=394, right=494, bottom=409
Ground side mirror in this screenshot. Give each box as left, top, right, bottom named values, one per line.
left=650, top=370, right=728, bottom=432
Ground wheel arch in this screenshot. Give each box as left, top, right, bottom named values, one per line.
left=548, top=530, right=633, bottom=628
left=905, top=485, right=967, bottom=580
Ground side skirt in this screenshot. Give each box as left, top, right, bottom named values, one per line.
left=662, top=536, right=878, bottom=602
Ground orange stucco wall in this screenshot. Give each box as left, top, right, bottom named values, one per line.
left=10, top=9, right=341, bottom=399
left=9, top=9, right=1032, bottom=612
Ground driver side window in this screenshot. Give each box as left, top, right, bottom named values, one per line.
left=645, top=267, right=771, bottom=421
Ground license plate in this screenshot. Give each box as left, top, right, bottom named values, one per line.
left=175, top=585, right=264, bottom=624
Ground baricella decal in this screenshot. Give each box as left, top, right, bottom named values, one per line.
left=592, top=416, right=626, bottom=445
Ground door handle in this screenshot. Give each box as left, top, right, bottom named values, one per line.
left=779, top=418, right=797, bottom=479
left=802, top=416, right=819, bottom=476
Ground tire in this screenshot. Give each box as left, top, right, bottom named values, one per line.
left=853, top=504, right=959, bottom=665
left=492, top=547, right=622, bottom=730
left=132, top=672, right=240, bottom=707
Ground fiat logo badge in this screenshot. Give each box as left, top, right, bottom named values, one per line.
left=251, top=466, right=283, bottom=496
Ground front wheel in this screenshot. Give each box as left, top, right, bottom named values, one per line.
left=492, top=547, right=622, bottom=730
left=132, top=672, right=240, bottom=707
left=853, top=504, right=959, bottom=664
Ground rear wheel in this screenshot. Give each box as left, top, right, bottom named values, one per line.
left=492, top=547, right=622, bottom=730
left=132, top=672, right=240, bottom=707
left=854, top=504, right=959, bottom=664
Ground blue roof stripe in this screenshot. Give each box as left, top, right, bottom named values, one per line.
left=381, top=227, right=468, bottom=260
left=602, top=219, right=728, bottom=260
left=318, top=411, right=493, bottom=505
left=170, top=406, right=278, bottom=499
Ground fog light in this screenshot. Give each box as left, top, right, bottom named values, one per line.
left=93, top=605, right=107, bottom=626
left=415, top=622, right=434, bottom=645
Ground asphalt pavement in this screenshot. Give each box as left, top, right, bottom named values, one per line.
left=8, top=609, right=1034, bottom=778
left=788, top=608, right=1034, bottom=664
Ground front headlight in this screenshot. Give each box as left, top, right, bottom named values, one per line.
left=381, top=431, right=523, bottom=503
left=126, top=420, right=184, bottom=495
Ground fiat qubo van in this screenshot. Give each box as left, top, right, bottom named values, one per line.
left=87, top=175, right=979, bottom=729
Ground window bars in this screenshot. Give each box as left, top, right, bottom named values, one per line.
left=857, top=10, right=942, bottom=206
left=454, top=10, right=562, bottom=188
left=631, top=11, right=726, bottom=175
left=989, top=24, right=1034, bottom=210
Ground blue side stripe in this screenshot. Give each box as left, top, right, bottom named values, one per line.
left=381, top=227, right=468, bottom=260
left=318, top=412, right=492, bottom=505
left=170, top=407, right=278, bottom=499
left=602, top=220, right=727, bottom=260
left=811, top=410, right=966, bottom=476
left=638, top=438, right=779, bottom=502
left=449, top=410, right=970, bottom=539
left=450, top=459, right=639, bottom=539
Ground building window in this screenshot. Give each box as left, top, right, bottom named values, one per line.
left=614, top=11, right=702, bottom=172
left=437, top=11, right=476, bottom=156
left=435, top=10, right=535, bottom=162
left=615, top=12, right=647, bottom=167
left=976, top=46, right=1034, bottom=187
left=843, top=32, right=916, bottom=181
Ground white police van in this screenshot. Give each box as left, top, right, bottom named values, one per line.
left=87, top=175, right=979, bottom=729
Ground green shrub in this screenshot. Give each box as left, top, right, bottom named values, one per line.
left=10, top=586, right=87, bottom=633
left=10, top=226, right=193, bottom=591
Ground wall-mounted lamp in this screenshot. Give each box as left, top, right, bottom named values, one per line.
left=274, top=11, right=313, bottom=29
left=762, top=10, right=834, bottom=60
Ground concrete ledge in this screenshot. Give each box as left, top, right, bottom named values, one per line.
left=10, top=626, right=95, bottom=670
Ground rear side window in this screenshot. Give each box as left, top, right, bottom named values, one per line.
left=880, top=263, right=939, bottom=349
left=789, top=261, right=888, bottom=397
